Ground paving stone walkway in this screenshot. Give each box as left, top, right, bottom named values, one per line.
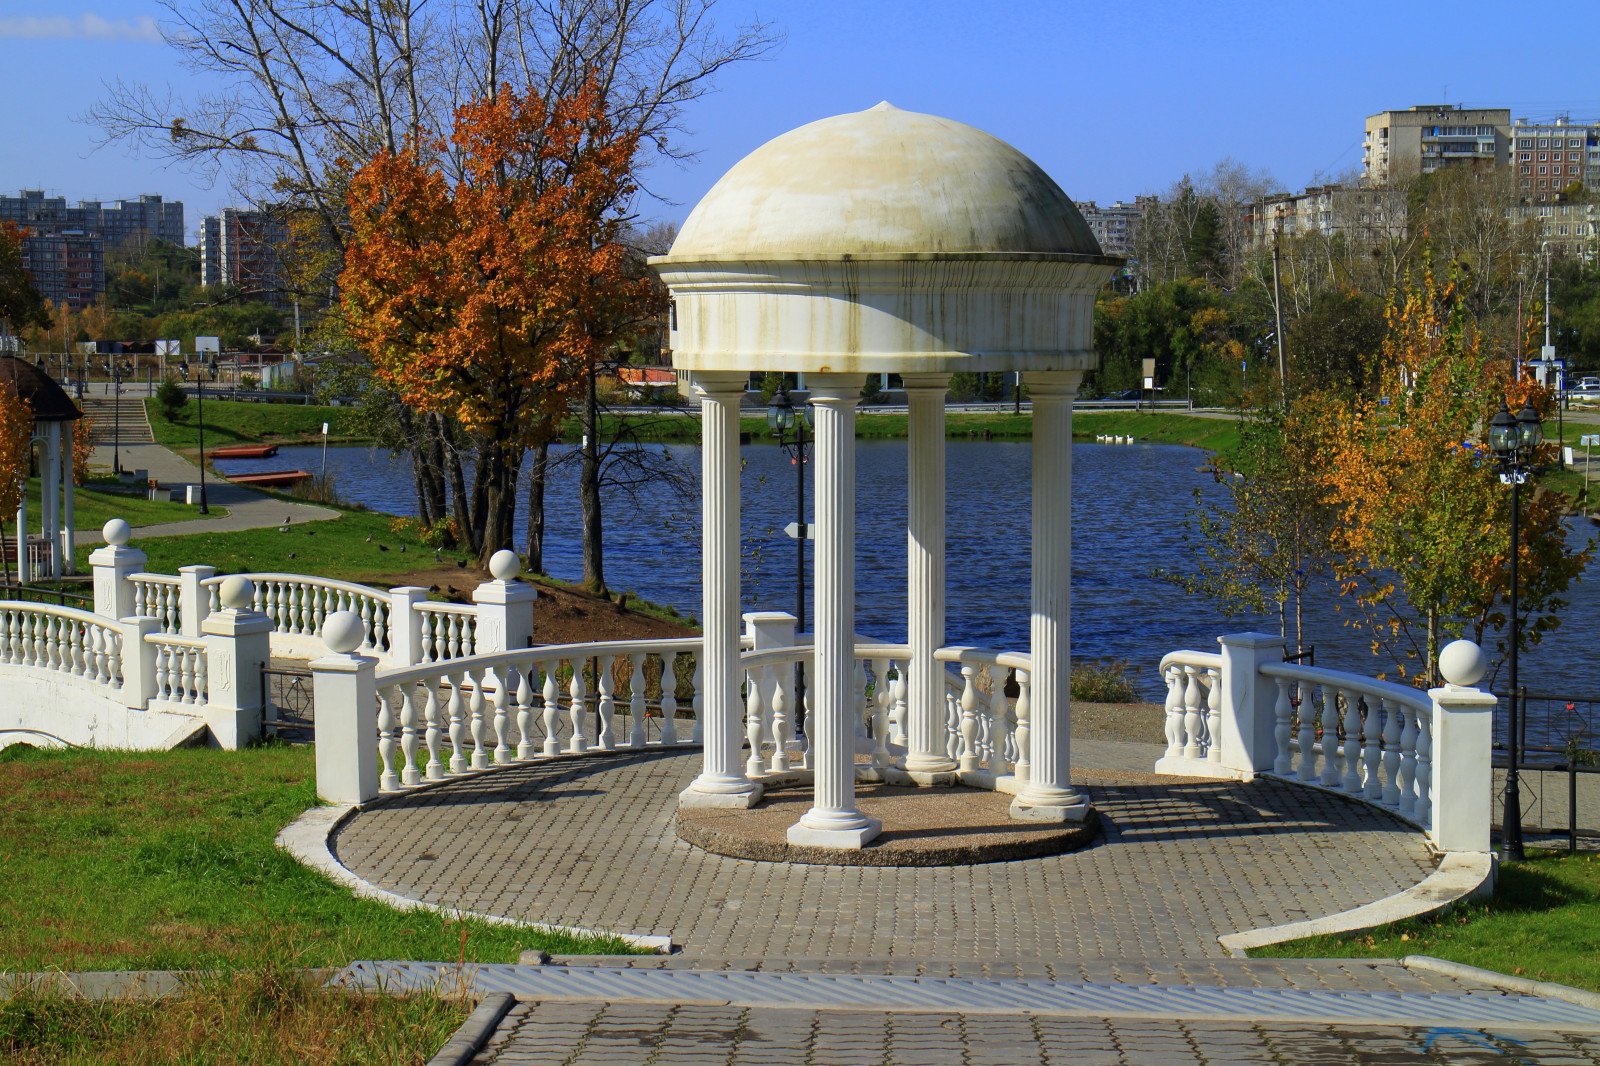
left=333, top=749, right=1435, bottom=959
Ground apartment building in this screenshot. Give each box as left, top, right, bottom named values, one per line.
left=198, top=207, right=286, bottom=301
left=18, top=231, right=105, bottom=311
left=0, top=191, right=184, bottom=247
left=1363, top=105, right=1511, bottom=184
left=1509, top=200, right=1600, bottom=261
left=1244, top=184, right=1407, bottom=250
left=1509, top=117, right=1600, bottom=200
left=1072, top=197, right=1152, bottom=258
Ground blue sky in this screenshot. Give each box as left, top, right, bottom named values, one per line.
left=3, top=0, right=1599, bottom=244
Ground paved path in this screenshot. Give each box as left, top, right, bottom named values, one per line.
left=75, top=440, right=338, bottom=544
left=333, top=748, right=1433, bottom=959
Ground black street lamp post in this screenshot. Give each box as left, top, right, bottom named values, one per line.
left=182, top=357, right=220, bottom=514
left=767, top=380, right=811, bottom=731
left=1488, top=397, right=1544, bottom=863
left=111, top=359, right=124, bottom=476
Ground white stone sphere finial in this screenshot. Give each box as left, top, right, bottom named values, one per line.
left=489, top=549, right=520, bottom=581
left=219, top=575, right=255, bottom=611
left=323, top=610, right=366, bottom=654
left=1438, top=639, right=1487, bottom=688
left=103, top=518, right=131, bottom=547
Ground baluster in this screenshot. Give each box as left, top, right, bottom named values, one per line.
left=891, top=659, right=909, bottom=751
left=1318, top=684, right=1342, bottom=787
left=1013, top=668, right=1031, bottom=784
left=568, top=661, right=589, bottom=753
left=490, top=664, right=511, bottom=764
left=945, top=686, right=962, bottom=764
left=745, top=666, right=766, bottom=778
left=358, top=598, right=374, bottom=651
left=183, top=646, right=201, bottom=703
left=1381, top=697, right=1403, bottom=808
left=855, top=658, right=870, bottom=750
left=872, top=658, right=893, bottom=774
left=446, top=615, right=461, bottom=659
left=423, top=678, right=444, bottom=780
left=105, top=629, right=121, bottom=688
left=802, top=685, right=815, bottom=769
left=988, top=665, right=1011, bottom=775
left=1182, top=665, right=1203, bottom=759
left=447, top=671, right=467, bottom=773
left=1297, top=683, right=1320, bottom=782
left=1397, top=702, right=1419, bottom=819
left=194, top=644, right=208, bottom=702
left=770, top=662, right=792, bottom=773
left=66, top=617, right=84, bottom=676
left=468, top=668, right=488, bottom=770
left=372, top=599, right=388, bottom=652
left=1341, top=687, right=1363, bottom=793
left=658, top=655, right=679, bottom=746
left=1414, top=704, right=1433, bottom=828
left=463, top=618, right=475, bottom=657
left=628, top=653, right=648, bottom=748
left=0, top=609, right=11, bottom=664
left=153, top=643, right=170, bottom=699
left=1362, top=696, right=1384, bottom=802
left=958, top=662, right=980, bottom=774
left=1162, top=665, right=1183, bottom=757
left=597, top=656, right=616, bottom=751
left=541, top=659, right=561, bottom=756
left=20, top=611, right=36, bottom=667
left=690, top=655, right=703, bottom=746
left=313, top=587, right=329, bottom=636
left=515, top=661, right=536, bottom=759
left=1272, top=678, right=1294, bottom=776
left=218, top=581, right=229, bottom=613
left=1205, top=668, right=1222, bottom=763
left=373, top=684, right=397, bottom=790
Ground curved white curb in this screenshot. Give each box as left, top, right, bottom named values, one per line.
left=1218, top=852, right=1496, bottom=956
left=275, top=803, right=674, bottom=953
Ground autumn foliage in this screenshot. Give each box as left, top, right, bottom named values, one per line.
left=342, top=77, right=662, bottom=564
left=0, top=380, right=32, bottom=581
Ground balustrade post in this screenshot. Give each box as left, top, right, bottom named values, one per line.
left=386, top=586, right=427, bottom=667
left=311, top=611, right=379, bottom=805
left=90, top=520, right=145, bottom=621
left=1214, top=632, right=1284, bottom=775
left=682, top=371, right=762, bottom=809
left=178, top=565, right=215, bottom=637
left=744, top=611, right=797, bottom=768
left=201, top=576, right=272, bottom=749
left=472, top=550, right=537, bottom=654
left=118, top=616, right=159, bottom=710
left=1429, top=641, right=1496, bottom=857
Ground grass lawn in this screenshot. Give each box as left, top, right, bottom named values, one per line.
left=0, top=742, right=639, bottom=974
left=1251, top=849, right=1600, bottom=991
left=24, top=478, right=228, bottom=534
left=144, top=399, right=369, bottom=449
left=1, top=970, right=467, bottom=1065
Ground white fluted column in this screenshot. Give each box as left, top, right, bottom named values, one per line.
left=680, top=371, right=762, bottom=809
left=1012, top=370, right=1089, bottom=822
left=788, top=373, right=880, bottom=848
left=62, top=421, right=76, bottom=575
left=44, top=422, right=61, bottom=579
left=900, top=372, right=956, bottom=781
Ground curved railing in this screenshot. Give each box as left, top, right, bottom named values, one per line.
left=129, top=573, right=182, bottom=635
left=0, top=601, right=123, bottom=689
left=205, top=573, right=393, bottom=654
left=1158, top=650, right=1223, bottom=766
left=936, top=646, right=1032, bottom=784
left=1258, top=662, right=1434, bottom=828
left=369, top=637, right=703, bottom=793
left=415, top=601, right=478, bottom=663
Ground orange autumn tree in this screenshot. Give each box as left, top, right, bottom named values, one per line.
left=1317, top=264, right=1589, bottom=686
left=0, top=381, right=32, bottom=583
left=342, top=77, right=661, bottom=565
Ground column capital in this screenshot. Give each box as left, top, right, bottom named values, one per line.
left=689, top=370, right=748, bottom=399
left=900, top=372, right=951, bottom=393
left=1021, top=369, right=1085, bottom=397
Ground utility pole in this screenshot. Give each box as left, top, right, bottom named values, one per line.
left=1272, top=224, right=1287, bottom=408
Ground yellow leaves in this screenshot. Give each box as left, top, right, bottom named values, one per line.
left=0, top=380, right=31, bottom=517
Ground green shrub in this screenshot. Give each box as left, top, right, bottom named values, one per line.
left=155, top=377, right=188, bottom=422
left=1070, top=658, right=1141, bottom=703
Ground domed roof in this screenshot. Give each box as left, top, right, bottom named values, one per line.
left=668, top=103, right=1104, bottom=259
left=0, top=355, right=81, bottom=421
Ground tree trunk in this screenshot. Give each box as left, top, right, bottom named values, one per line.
left=1, top=520, right=10, bottom=584
left=1426, top=607, right=1438, bottom=688
left=443, top=416, right=473, bottom=555
left=475, top=438, right=522, bottom=569
left=526, top=440, right=548, bottom=574
left=580, top=362, right=605, bottom=594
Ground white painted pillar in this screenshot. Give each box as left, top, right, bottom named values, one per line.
left=788, top=373, right=880, bottom=848
left=90, top=520, right=145, bottom=620
left=178, top=565, right=215, bottom=637
left=14, top=437, right=29, bottom=585
left=900, top=372, right=955, bottom=780
left=386, top=586, right=426, bottom=668
left=1216, top=631, right=1285, bottom=774
left=680, top=371, right=762, bottom=808
left=1012, top=371, right=1089, bottom=823
left=202, top=577, right=273, bottom=750
left=43, top=422, right=61, bottom=579
left=313, top=611, right=379, bottom=805
left=1429, top=642, right=1497, bottom=856
left=61, top=420, right=75, bottom=575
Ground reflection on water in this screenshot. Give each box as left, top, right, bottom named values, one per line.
left=220, top=440, right=1599, bottom=700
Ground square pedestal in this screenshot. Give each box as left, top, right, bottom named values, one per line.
left=1010, top=797, right=1091, bottom=824
left=786, top=818, right=882, bottom=850
left=679, top=784, right=764, bottom=809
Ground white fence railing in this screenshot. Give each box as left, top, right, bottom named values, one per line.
left=206, top=573, right=393, bottom=655
left=416, top=602, right=478, bottom=663
left=148, top=633, right=210, bottom=707
left=0, top=601, right=124, bottom=689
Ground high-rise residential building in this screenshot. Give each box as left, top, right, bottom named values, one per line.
left=1243, top=185, right=1407, bottom=251
left=1509, top=117, right=1600, bottom=200
left=1362, top=105, right=1511, bottom=184
left=1510, top=200, right=1600, bottom=261
left=1072, top=197, right=1152, bottom=258
left=0, top=191, right=185, bottom=247
left=18, top=231, right=105, bottom=311
left=198, top=207, right=286, bottom=301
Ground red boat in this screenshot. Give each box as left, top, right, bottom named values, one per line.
left=211, top=444, right=280, bottom=458
left=226, top=469, right=311, bottom=487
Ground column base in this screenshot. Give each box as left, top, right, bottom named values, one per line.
left=786, top=817, right=882, bottom=850
left=880, top=766, right=961, bottom=787
left=1010, top=795, right=1091, bottom=824
left=679, top=782, right=764, bottom=809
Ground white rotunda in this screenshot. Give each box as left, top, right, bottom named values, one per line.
left=650, top=102, right=1121, bottom=849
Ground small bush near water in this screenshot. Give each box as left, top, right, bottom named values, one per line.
left=1070, top=659, right=1142, bottom=703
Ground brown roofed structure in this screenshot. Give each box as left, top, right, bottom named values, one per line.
left=0, top=355, right=82, bottom=421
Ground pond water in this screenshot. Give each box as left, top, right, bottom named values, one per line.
left=220, top=440, right=1600, bottom=703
